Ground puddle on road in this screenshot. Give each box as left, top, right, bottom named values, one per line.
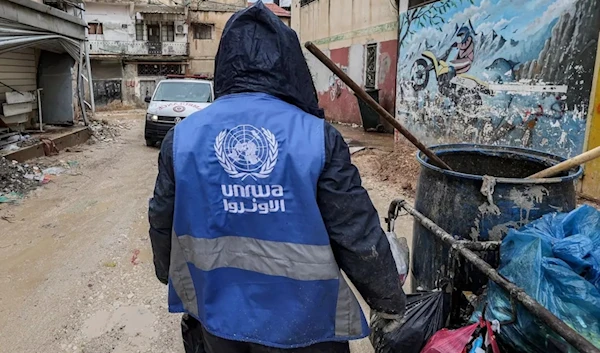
left=82, top=305, right=158, bottom=340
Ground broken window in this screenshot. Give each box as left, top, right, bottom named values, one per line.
left=88, top=23, right=103, bottom=35
left=162, top=22, right=175, bottom=42
left=300, top=0, right=316, bottom=6
left=135, top=22, right=144, bottom=40
left=193, top=24, right=213, bottom=40
left=365, top=43, right=377, bottom=89
left=138, top=64, right=182, bottom=76
left=409, top=0, right=439, bottom=8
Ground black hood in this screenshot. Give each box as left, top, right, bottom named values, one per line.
left=213, top=1, right=324, bottom=118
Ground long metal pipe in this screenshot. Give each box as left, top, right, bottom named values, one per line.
left=393, top=199, right=600, bottom=353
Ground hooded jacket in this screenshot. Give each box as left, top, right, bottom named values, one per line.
left=149, top=1, right=405, bottom=346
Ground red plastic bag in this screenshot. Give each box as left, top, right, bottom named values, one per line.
left=420, top=323, right=478, bottom=353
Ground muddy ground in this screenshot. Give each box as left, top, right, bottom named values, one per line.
left=0, top=112, right=415, bottom=353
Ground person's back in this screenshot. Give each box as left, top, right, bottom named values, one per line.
left=149, top=2, right=406, bottom=352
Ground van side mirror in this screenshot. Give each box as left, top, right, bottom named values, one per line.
left=144, top=96, right=151, bottom=103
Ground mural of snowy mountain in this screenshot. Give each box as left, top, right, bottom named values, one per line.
left=396, top=0, right=600, bottom=157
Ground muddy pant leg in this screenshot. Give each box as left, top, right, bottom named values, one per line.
left=182, top=314, right=207, bottom=353
left=201, top=326, right=251, bottom=353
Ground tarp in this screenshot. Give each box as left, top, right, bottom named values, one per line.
left=213, top=0, right=324, bottom=118
left=0, top=18, right=82, bottom=60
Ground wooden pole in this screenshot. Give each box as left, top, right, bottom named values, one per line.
left=528, top=146, right=600, bottom=179
left=304, top=42, right=453, bottom=171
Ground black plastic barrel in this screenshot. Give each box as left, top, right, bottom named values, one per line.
left=355, top=89, right=384, bottom=132
left=412, top=144, right=583, bottom=293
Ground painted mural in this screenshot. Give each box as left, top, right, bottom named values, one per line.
left=396, top=0, right=600, bottom=157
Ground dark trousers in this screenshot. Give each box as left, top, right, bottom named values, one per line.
left=182, top=315, right=350, bottom=353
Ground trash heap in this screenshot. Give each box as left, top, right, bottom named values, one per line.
left=0, top=131, right=39, bottom=152
left=0, top=157, right=76, bottom=203
left=89, top=119, right=121, bottom=143
left=0, top=157, right=42, bottom=202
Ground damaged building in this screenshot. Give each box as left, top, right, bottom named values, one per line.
left=0, top=0, right=92, bottom=145
left=84, top=0, right=190, bottom=107
left=84, top=0, right=294, bottom=108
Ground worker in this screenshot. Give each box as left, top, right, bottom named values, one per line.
left=148, top=2, right=406, bottom=353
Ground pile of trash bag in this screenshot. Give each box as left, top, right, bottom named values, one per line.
left=421, top=318, right=501, bottom=353
left=484, top=205, right=600, bottom=352
left=370, top=290, right=450, bottom=353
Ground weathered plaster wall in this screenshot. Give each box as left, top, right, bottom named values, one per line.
left=306, top=40, right=398, bottom=124
left=85, top=2, right=133, bottom=42
left=292, top=0, right=399, bottom=125
left=188, top=10, right=235, bottom=75
left=396, top=0, right=600, bottom=158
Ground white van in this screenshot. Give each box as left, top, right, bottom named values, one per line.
left=144, top=76, right=214, bottom=146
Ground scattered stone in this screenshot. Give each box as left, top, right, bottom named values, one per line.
left=88, top=119, right=121, bottom=143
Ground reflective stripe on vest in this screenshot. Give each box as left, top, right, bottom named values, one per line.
left=169, top=231, right=364, bottom=337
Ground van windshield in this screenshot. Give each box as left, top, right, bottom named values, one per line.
left=152, top=81, right=213, bottom=103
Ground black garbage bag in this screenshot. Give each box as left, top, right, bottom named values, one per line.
left=370, top=291, right=451, bottom=353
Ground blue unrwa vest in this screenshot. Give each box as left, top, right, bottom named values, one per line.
left=170, top=93, right=368, bottom=348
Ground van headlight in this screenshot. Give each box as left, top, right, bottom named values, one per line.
left=146, top=113, right=158, bottom=121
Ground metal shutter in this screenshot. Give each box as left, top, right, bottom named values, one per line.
left=0, top=48, right=36, bottom=103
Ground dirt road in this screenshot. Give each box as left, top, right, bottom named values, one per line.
left=0, top=112, right=414, bottom=353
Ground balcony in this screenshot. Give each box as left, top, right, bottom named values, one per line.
left=88, top=40, right=189, bottom=56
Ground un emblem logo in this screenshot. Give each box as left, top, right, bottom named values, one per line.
left=214, top=124, right=279, bottom=180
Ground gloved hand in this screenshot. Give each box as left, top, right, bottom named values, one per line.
left=372, top=311, right=406, bottom=334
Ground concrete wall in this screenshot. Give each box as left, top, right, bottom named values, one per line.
left=395, top=0, right=600, bottom=158
left=85, top=2, right=133, bottom=42
left=291, top=0, right=399, bottom=125
left=188, top=10, right=236, bottom=75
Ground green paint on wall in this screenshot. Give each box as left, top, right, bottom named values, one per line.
left=312, top=21, right=398, bottom=46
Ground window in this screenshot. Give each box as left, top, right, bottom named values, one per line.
left=409, top=0, right=439, bottom=9
left=193, top=24, right=213, bottom=40
left=162, top=22, right=175, bottom=42
left=88, top=23, right=103, bottom=35
left=300, top=0, right=316, bottom=6
left=365, top=44, right=377, bottom=89
left=135, top=22, right=144, bottom=40
left=153, top=82, right=213, bottom=103
left=138, top=64, right=182, bottom=76
left=147, top=24, right=160, bottom=42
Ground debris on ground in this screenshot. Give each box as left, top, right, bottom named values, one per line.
left=352, top=140, right=420, bottom=196
left=0, top=157, right=42, bottom=201
left=374, top=141, right=420, bottom=191
left=0, top=157, right=82, bottom=202
left=0, top=128, right=40, bottom=152
left=88, top=119, right=122, bottom=143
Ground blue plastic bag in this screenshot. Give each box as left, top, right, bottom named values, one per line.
left=484, top=205, right=600, bottom=353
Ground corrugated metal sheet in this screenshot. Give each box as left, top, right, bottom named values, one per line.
left=0, top=47, right=36, bottom=103
left=0, top=47, right=35, bottom=124
left=0, top=18, right=81, bottom=61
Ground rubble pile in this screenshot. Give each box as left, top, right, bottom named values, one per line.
left=0, top=157, right=41, bottom=200
left=0, top=132, right=39, bottom=152
left=89, top=119, right=121, bottom=143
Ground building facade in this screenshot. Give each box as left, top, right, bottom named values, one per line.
left=84, top=1, right=190, bottom=107
left=187, top=1, right=246, bottom=77
left=291, top=0, right=399, bottom=127
left=84, top=0, right=297, bottom=104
